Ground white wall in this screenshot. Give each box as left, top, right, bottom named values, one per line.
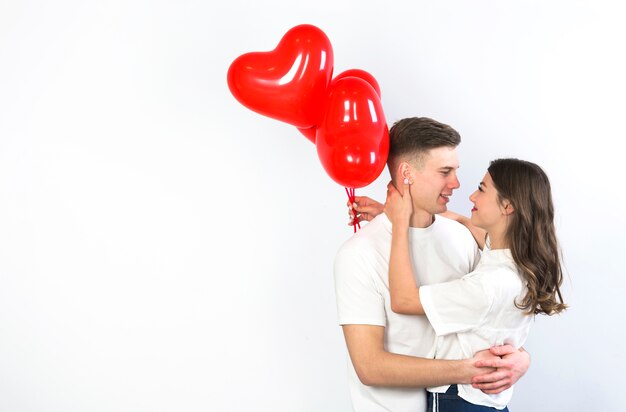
left=1, top=1, right=624, bottom=410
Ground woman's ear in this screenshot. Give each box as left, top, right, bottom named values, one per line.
left=501, top=200, right=515, bottom=215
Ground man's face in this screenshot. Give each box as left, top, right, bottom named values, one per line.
left=408, top=146, right=460, bottom=215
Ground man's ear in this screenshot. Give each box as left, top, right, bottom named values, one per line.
left=399, top=162, right=412, bottom=181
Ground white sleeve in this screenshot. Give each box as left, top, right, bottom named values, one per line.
left=419, top=273, right=493, bottom=336
left=333, top=244, right=386, bottom=326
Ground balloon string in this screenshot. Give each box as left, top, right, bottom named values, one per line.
left=345, top=187, right=361, bottom=233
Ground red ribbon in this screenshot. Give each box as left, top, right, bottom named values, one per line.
left=345, top=187, right=361, bottom=233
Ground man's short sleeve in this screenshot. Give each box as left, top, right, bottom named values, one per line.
left=419, top=273, right=493, bottom=336
left=334, top=243, right=386, bottom=326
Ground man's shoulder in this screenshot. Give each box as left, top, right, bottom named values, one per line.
left=434, top=214, right=466, bottom=230
left=434, top=215, right=476, bottom=241
left=338, top=215, right=390, bottom=250
left=335, top=215, right=390, bottom=265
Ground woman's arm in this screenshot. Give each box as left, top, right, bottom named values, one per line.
left=348, top=195, right=385, bottom=225
left=350, top=196, right=487, bottom=251
left=385, top=181, right=425, bottom=315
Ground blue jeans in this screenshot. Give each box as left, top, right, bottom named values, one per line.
left=426, top=385, right=509, bottom=412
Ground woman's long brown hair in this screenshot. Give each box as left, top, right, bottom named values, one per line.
left=488, top=158, right=567, bottom=315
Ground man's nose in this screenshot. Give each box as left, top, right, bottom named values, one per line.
left=449, top=174, right=460, bottom=189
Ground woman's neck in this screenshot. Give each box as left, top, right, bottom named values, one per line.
left=487, top=230, right=509, bottom=250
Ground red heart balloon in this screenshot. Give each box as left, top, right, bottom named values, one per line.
left=333, top=69, right=381, bottom=98
left=297, top=126, right=317, bottom=144
left=227, top=24, right=334, bottom=129
left=295, top=69, right=381, bottom=144
left=316, top=77, right=389, bottom=188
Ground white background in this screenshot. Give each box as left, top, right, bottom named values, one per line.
left=1, top=1, right=625, bottom=411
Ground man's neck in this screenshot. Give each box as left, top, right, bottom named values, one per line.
left=409, top=209, right=435, bottom=228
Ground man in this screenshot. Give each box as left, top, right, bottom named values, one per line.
left=334, top=117, right=529, bottom=411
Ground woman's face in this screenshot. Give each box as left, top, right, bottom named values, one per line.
left=468, top=172, right=508, bottom=231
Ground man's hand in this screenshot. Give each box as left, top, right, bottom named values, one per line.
left=347, top=196, right=384, bottom=225
left=471, top=345, right=531, bottom=394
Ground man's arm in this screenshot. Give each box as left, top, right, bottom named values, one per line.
left=342, top=324, right=484, bottom=387
left=343, top=325, right=530, bottom=392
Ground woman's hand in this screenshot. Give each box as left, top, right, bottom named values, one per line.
left=384, top=179, right=412, bottom=227
left=347, top=196, right=385, bottom=225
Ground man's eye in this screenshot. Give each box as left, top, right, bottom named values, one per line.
left=478, top=185, right=484, bottom=192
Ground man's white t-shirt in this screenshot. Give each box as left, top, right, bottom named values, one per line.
left=334, top=214, right=479, bottom=412
left=420, top=248, right=532, bottom=410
